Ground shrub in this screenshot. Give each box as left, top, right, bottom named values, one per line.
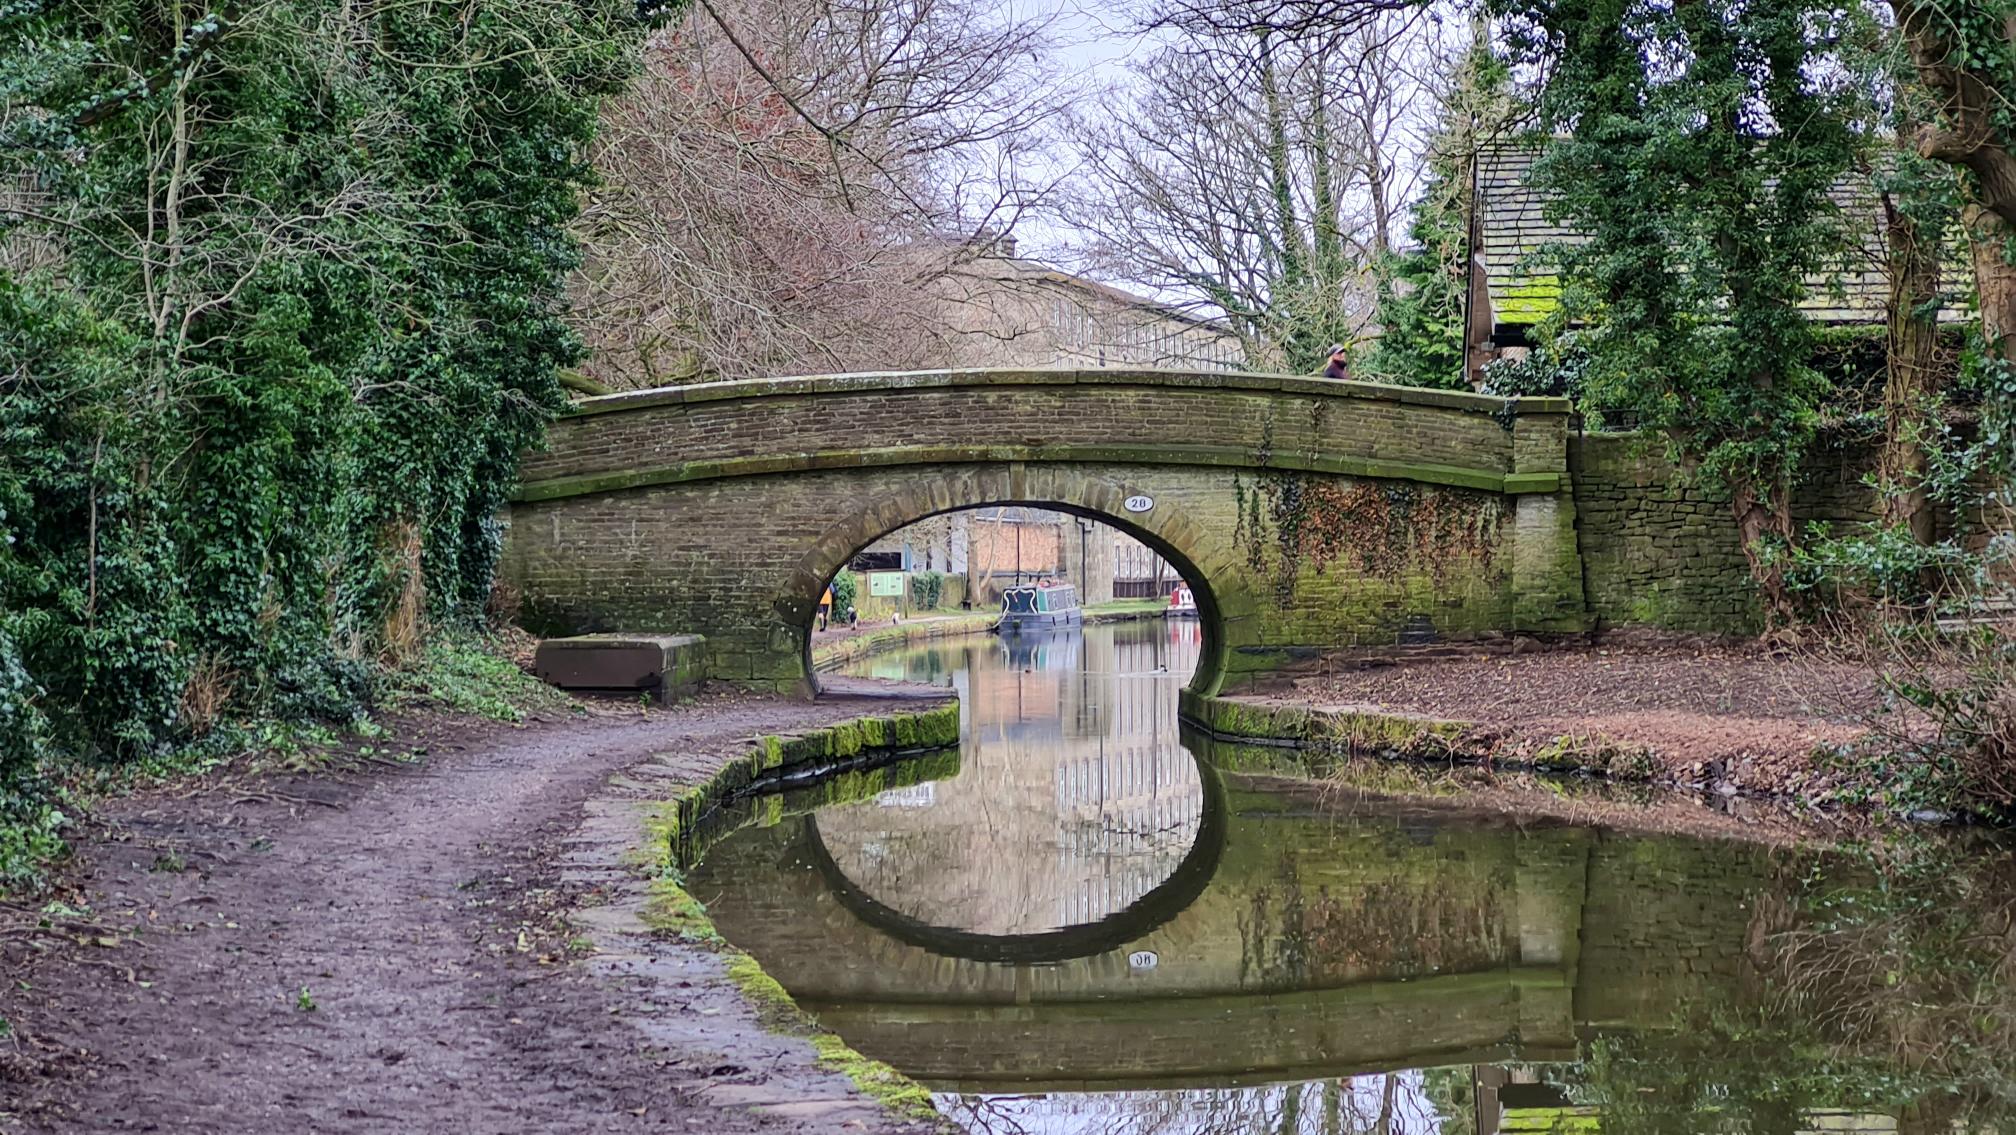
left=907, top=571, right=944, bottom=610
left=1809, top=612, right=2016, bottom=816
left=829, top=571, right=858, bottom=622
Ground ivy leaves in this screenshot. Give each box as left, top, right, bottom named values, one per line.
left=1491, top=0, right=1862, bottom=616
left=0, top=1, right=665, bottom=883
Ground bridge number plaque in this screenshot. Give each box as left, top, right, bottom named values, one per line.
left=1128, top=950, right=1159, bottom=970
left=1122, top=495, right=1154, bottom=514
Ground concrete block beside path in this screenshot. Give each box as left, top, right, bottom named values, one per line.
left=533, top=633, right=707, bottom=703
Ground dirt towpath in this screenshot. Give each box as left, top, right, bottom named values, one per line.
left=1, top=686, right=947, bottom=1134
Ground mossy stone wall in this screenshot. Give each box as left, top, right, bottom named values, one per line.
left=1570, top=434, right=1884, bottom=633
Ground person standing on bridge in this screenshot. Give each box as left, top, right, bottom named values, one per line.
left=1321, top=343, right=1351, bottom=381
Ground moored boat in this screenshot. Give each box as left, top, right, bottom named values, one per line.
left=1165, top=581, right=1198, bottom=618
left=998, top=582, right=1083, bottom=633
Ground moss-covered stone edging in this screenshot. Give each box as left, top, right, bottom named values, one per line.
left=811, top=615, right=998, bottom=672
left=634, top=872, right=943, bottom=1123
left=657, top=704, right=961, bottom=865
left=1176, top=689, right=1660, bottom=780
left=638, top=704, right=963, bottom=1126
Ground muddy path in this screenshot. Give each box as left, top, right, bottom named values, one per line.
left=1, top=686, right=948, bottom=1134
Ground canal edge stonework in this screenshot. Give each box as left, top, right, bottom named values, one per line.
left=554, top=702, right=960, bottom=1130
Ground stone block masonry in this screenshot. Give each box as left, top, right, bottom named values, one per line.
left=505, top=369, right=1910, bottom=691
left=532, top=633, right=707, bottom=704
left=504, top=369, right=1588, bottom=695
left=1570, top=433, right=1896, bottom=633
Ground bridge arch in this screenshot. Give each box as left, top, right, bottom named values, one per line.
left=782, top=465, right=1252, bottom=695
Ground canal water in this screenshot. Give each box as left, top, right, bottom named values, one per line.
left=681, top=621, right=2016, bottom=1135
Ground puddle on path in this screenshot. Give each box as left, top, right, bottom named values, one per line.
left=681, top=621, right=2016, bottom=1135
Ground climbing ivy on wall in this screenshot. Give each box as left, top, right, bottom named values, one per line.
left=0, top=1, right=673, bottom=885
left=1232, top=473, right=1505, bottom=605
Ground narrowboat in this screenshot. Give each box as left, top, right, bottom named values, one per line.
left=998, top=582, right=1083, bottom=633
left=1165, top=581, right=1198, bottom=618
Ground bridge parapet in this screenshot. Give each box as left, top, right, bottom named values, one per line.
left=516, top=368, right=1572, bottom=503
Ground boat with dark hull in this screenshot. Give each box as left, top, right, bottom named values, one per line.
left=997, top=583, right=1082, bottom=634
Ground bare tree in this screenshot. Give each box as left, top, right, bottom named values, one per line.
left=571, top=0, right=1068, bottom=388
left=1058, top=6, right=1450, bottom=371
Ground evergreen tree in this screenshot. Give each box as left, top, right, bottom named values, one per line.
left=1495, top=0, right=1860, bottom=622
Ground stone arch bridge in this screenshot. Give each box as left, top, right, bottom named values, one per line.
left=504, top=368, right=1589, bottom=694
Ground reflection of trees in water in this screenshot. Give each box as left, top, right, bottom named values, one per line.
left=1559, top=838, right=2016, bottom=1134
left=1768, top=844, right=2016, bottom=1087
left=938, top=1072, right=1453, bottom=1135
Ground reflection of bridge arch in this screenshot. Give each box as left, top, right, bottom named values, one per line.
left=801, top=746, right=1229, bottom=964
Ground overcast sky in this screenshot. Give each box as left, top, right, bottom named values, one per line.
left=999, top=0, right=1162, bottom=271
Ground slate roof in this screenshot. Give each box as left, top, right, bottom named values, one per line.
left=1477, top=144, right=1902, bottom=331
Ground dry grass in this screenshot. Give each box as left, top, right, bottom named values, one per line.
left=1798, top=609, right=2016, bottom=812
left=378, top=519, right=427, bottom=666
left=1766, top=850, right=2016, bottom=1084
left=176, top=652, right=237, bottom=738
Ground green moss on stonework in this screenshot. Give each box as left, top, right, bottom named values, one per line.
left=659, top=703, right=960, bottom=858
left=1527, top=732, right=1659, bottom=779
left=720, top=920, right=941, bottom=1120
left=639, top=760, right=948, bottom=1125
left=811, top=614, right=997, bottom=671
left=1312, top=710, right=1469, bottom=758
left=725, top=952, right=803, bottom=1031
left=641, top=874, right=725, bottom=946
left=809, top=1034, right=940, bottom=1120
left=1183, top=695, right=1470, bottom=760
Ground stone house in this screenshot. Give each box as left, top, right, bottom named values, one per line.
left=931, top=242, right=1244, bottom=371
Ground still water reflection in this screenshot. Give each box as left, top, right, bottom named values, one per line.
left=818, top=624, right=1206, bottom=940
left=681, top=621, right=2016, bottom=1135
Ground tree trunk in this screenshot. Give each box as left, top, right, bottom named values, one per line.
left=1889, top=1, right=2016, bottom=361
left=1879, top=176, right=1944, bottom=542
left=1892, top=2, right=2016, bottom=229
left=1732, top=480, right=1799, bottom=626
left=1968, top=202, right=2016, bottom=366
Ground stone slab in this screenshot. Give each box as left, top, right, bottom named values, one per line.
left=533, top=633, right=707, bottom=703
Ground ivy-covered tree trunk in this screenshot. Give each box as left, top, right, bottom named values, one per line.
left=1891, top=0, right=2016, bottom=365
left=1879, top=162, right=1946, bottom=544
left=1732, top=482, right=1799, bottom=618
left=1967, top=204, right=2016, bottom=365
